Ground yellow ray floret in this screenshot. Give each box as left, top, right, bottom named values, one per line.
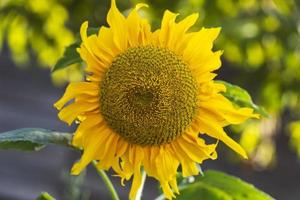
left=55, top=0, right=258, bottom=199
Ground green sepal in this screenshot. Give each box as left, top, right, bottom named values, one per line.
left=0, top=128, right=72, bottom=151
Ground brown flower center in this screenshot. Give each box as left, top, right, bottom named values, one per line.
left=100, top=46, right=198, bottom=146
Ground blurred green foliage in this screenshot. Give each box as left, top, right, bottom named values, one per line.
left=0, top=0, right=74, bottom=65
left=289, top=121, right=300, bottom=157
left=1, top=0, right=300, bottom=167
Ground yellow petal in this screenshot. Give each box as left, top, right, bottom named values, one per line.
left=97, top=26, right=119, bottom=58
left=129, top=167, right=142, bottom=200
left=115, top=137, right=129, bottom=157
left=169, top=13, right=199, bottom=53
left=111, top=157, right=122, bottom=175
left=78, top=41, right=108, bottom=79
left=200, top=93, right=258, bottom=125
left=191, top=50, right=223, bottom=74
left=72, top=114, right=104, bottom=147
left=96, top=133, right=119, bottom=170
left=177, top=137, right=216, bottom=163
left=161, top=181, right=175, bottom=200
left=143, top=147, right=157, bottom=177
left=197, top=81, right=226, bottom=101
left=127, top=3, right=150, bottom=46
left=159, top=10, right=179, bottom=47
left=184, top=27, right=221, bottom=62
left=171, top=143, right=199, bottom=177
left=120, top=154, right=134, bottom=180
left=194, top=72, right=217, bottom=84
left=54, top=82, right=98, bottom=110
left=197, top=116, right=248, bottom=159
left=80, top=21, right=88, bottom=42
left=107, top=0, right=127, bottom=51
left=181, top=161, right=199, bottom=177
left=78, top=22, right=110, bottom=78
left=128, top=146, right=144, bottom=200
left=58, top=101, right=98, bottom=125
left=155, top=147, right=179, bottom=181
left=169, top=178, right=179, bottom=194
left=71, top=129, right=110, bottom=175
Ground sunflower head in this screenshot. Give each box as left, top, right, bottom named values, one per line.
left=100, top=45, right=198, bottom=146
left=55, top=0, right=258, bottom=199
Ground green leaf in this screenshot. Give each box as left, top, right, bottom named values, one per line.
left=178, top=182, right=232, bottom=200
left=51, top=27, right=100, bottom=73
left=216, top=80, right=269, bottom=117
left=0, top=128, right=72, bottom=151
left=175, top=170, right=274, bottom=200
left=35, top=192, right=56, bottom=200
left=51, top=42, right=82, bottom=72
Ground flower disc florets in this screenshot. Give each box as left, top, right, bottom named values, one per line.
left=100, top=46, right=198, bottom=146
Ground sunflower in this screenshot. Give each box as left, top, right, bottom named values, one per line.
left=55, top=0, right=257, bottom=199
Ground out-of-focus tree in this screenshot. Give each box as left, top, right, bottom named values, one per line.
left=1, top=0, right=300, bottom=167
left=0, top=0, right=110, bottom=85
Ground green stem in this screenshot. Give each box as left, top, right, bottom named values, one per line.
left=135, top=169, right=147, bottom=200
left=92, top=161, right=120, bottom=200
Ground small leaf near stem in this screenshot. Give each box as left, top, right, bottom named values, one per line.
left=92, top=160, right=120, bottom=200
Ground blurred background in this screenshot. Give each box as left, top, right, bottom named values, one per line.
left=0, top=0, right=300, bottom=199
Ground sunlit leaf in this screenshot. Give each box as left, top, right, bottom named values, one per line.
left=216, top=80, right=269, bottom=117
left=35, top=192, right=56, bottom=200
left=52, top=27, right=99, bottom=73
left=0, top=128, right=72, bottom=151
left=175, top=170, right=274, bottom=200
